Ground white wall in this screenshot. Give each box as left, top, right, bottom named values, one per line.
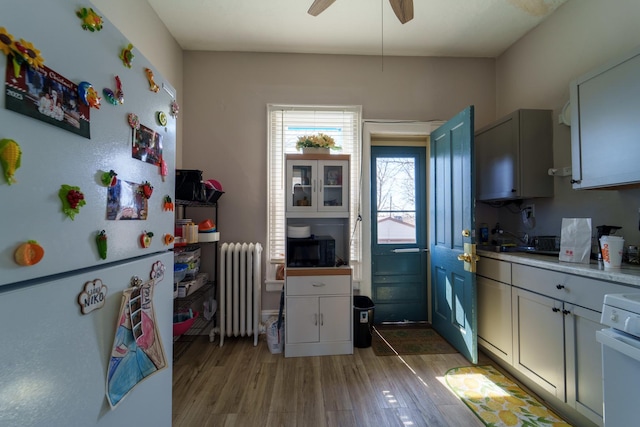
left=92, top=0, right=184, bottom=166
left=491, top=0, right=640, bottom=246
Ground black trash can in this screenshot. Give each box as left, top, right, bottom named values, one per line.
left=353, top=295, right=375, bottom=348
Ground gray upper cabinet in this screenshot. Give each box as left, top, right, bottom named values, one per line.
left=476, top=109, right=554, bottom=202
left=570, top=46, right=640, bottom=190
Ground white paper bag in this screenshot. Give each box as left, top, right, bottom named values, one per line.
left=559, top=218, right=592, bottom=264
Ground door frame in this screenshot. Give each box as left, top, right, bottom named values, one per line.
left=361, top=121, right=444, bottom=317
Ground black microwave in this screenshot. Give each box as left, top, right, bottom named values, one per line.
left=287, top=235, right=335, bottom=267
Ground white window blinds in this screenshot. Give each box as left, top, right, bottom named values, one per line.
left=267, top=105, right=362, bottom=278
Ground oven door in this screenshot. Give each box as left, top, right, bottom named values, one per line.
left=596, top=328, right=640, bottom=426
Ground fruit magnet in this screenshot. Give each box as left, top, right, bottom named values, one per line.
left=100, top=170, right=118, bottom=187
left=157, top=111, right=167, bottom=126
left=14, top=240, right=44, bottom=266
left=140, top=181, right=153, bottom=199
left=96, top=230, right=108, bottom=260
left=163, top=234, right=175, bottom=246
left=140, top=231, right=153, bottom=248
left=76, top=7, right=103, bottom=32
left=162, top=195, right=174, bottom=211
left=0, top=138, right=21, bottom=185
left=59, top=184, right=86, bottom=220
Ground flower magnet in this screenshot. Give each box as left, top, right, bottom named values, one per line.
left=0, top=27, right=45, bottom=77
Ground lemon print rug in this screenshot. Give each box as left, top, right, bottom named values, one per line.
left=444, top=365, right=572, bottom=427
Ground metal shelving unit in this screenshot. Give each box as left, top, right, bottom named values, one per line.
left=173, top=199, right=219, bottom=363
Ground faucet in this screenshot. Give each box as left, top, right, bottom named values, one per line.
left=492, top=223, right=530, bottom=246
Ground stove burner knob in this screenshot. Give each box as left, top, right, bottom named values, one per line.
left=610, top=313, right=618, bottom=322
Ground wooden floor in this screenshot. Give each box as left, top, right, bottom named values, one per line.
left=172, top=334, right=493, bottom=427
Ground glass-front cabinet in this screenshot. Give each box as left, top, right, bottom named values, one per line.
left=286, top=154, right=349, bottom=216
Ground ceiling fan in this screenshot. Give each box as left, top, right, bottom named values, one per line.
left=308, top=0, right=414, bottom=24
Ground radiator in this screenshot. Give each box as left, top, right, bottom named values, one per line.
left=219, top=242, right=263, bottom=347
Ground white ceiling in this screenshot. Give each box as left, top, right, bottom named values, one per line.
left=147, top=0, right=567, bottom=58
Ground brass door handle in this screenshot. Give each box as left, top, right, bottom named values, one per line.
left=457, top=253, right=479, bottom=263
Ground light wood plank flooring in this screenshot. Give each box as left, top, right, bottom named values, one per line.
left=172, top=334, right=494, bottom=426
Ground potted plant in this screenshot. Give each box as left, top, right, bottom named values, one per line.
left=295, top=133, right=341, bottom=154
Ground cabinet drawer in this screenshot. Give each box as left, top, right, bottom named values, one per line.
left=286, top=275, right=351, bottom=296
left=512, top=264, right=632, bottom=312
left=477, top=257, right=512, bottom=284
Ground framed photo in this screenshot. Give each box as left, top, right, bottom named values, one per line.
left=132, top=124, right=163, bottom=166
left=4, top=57, right=90, bottom=138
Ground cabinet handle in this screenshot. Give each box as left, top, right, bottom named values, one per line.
left=312, top=179, right=316, bottom=193
left=314, top=313, right=318, bottom=326
left=552, top=307, right=560, bottom=313
left=570, top=179, right=581, bottom=184
left=556, top=284, right=565, bottom=289
left=312, top=282, right=326, bottom=287
left=562, top=309, right=571, bottom=316
left=319, top=179, right=322, bottom=192
left=320, top=313, right=324, bottom=326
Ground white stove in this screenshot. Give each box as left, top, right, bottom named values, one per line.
left=600, top=293, right=640, bottom=337
left=597, top=293, right=640, bottom=427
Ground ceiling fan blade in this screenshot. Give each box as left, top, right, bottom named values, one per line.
left=308, top=0, right=337, bottom=16
left=389, top=0, right=414, bottom=24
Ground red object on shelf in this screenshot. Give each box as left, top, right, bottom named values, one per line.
left=173, top=311, right=199, bottom=336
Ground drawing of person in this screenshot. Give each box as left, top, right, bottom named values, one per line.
left=38, top=92, right=51, bottom=115
left=107, top=301, right=157, bottom=407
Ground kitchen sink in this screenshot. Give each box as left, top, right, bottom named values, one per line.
left=493, top=245, right=559, bottom=256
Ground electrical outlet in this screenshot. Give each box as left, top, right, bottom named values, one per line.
left=524, top=204, right=535, bottom=219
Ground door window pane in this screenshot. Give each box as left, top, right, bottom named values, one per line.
left=376, top=157, right=417, bottom=244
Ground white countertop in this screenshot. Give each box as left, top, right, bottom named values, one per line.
left=478, top=249, right=640, bottom=288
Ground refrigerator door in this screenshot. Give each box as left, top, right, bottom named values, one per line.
left=0, top=0, right=176, bottom=287
left=0, top=252, right=173, bottom=426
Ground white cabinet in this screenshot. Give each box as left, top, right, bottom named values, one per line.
left=570, top=46, right=640, bottom=189
left=477, top=258, right=513, bottom=364
left=511, top=287, right=565, bottom=398
left=510, top=263, right=632, bottom=426
left=286, top=155, right=349, bottom=217
left=475, top=109, right=553, bottom=201
left=284, top=269, right=353, bottom=357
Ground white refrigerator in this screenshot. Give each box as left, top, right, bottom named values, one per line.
left=0, top=1, right=176, bottom=425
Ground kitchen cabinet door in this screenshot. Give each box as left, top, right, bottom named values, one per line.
left=475, top=109, right=553, bottom=201
left=286, top=156, right=349, bottom=216
left=512, top=287, right=565, bottom=398
left=286, top=296, right=320, bottom=344
left=570, top=46, right=640, bottom=190
left=319, top=296, right=351, bottom=342
left=564, top=304, right=604, bottom=426
left=477, top=276, right=513, bottom=364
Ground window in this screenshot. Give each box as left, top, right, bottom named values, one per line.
left=267, top=104, right=362, bottom=279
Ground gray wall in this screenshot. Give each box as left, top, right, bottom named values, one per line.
left=486, top=0, right=640, bottom=249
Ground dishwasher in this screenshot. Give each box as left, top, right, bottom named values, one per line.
left=596, top=293, right=640, bottom=427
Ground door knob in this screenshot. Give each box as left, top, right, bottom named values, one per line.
left=457, top=243, right=479, bottom=272
left=457, top=253, right=479, bottom=263
left=462, top=229, right=470, bottom=237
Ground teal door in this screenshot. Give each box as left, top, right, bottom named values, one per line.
left=429, top=106, right=477, bottom=363
left=371, top=146, right=428, bottom=322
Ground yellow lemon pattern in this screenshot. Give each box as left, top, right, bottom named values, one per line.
left=445, top=365, right=572, bottom=427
